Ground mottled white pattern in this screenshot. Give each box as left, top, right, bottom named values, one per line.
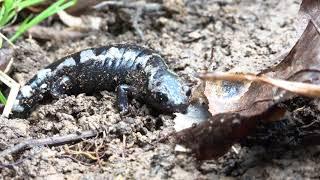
left=12, top=100, right=24, bottom=112
left=135, top=54, right=152, bottom=68
left=57, top=57, right=76, bottom=70
left=123, top=50, right=139, bottom=60
left=77, top=48, right=143, bottom=68
left=144, top=54, right=166, bottom=89
left=122, top=50, right=139, bottom=67
left=114, top=57, right=122, bottom=68
left=107, top=59, right=113, bottom=67
left=30, top=81, right=38, bottom=89
left=96, top=54, right=107, bottom=63
left=145, top=64, right=159, bottom=90
left=40, top=83, right=48, bottom=89
left=80, top=49, right=95, bottom=63
left=37, top=69, right=52, bottom=82
left=105, top=47, right=123, bottom=60
left=60, top=76, right=70, bottom=85
left=20, top=85, right=33, bottom=98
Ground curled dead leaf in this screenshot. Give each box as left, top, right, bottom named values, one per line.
left=57, top=11, right=104, bottom=31
left=200, top=71, right=320, bottom=98
left=174, top=0, right=320, bottom=160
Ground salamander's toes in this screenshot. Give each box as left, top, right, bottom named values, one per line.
left=117, top=84, right=134, bottom=115
left=119, top=108, right=129, bottom=116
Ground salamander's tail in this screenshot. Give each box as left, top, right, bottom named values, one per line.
left=11, top=69, right=53, bottom=118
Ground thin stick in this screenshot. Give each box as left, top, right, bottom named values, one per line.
left=0, top=32, right=16, bottom=48
left=4, top=58, right=13, bottom=74
left=0, top=70, right=20, bottom=118
left=132, top=6, right=144, bottom=39
left=56, top=155, right=93, bottom=166
left=199, top=72, right=320, bottom=98
left=94, top=1, right=163, bottom=12
left=0, top=130, right=100, bottom=157
left=122, top=134, right=126, bottom=158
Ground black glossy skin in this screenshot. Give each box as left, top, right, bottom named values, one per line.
left=12, top=44, right=190, bottom=118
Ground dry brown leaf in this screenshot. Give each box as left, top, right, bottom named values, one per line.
left=202, top=0, right=320, bottom=117
left=174, top=0, right=320, bottom=159
left=57, top=11, right=103, bottom=31
left=203, top=80, right=252, bottom=115
left=203, top=20, right=320, bottom=117
left=174, top=105, right=286, bottom=160
left=299, top=0, right=320, bottom=25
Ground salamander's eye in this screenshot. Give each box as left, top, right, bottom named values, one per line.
left=136, top=63, right=143, bottom=70
left=186, top=89, right=191, bottom=96
left=156, top=92, right=168, bottom=102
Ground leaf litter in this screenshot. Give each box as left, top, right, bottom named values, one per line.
left=173, top=0, right=320, bottom=160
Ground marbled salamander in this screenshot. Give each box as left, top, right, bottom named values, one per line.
left=12, top=44, right=190, bottom=118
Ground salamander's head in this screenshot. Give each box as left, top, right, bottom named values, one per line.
left=148, top=71, right=190, bottom=113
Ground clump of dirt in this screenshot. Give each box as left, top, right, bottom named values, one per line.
left=2, top=0, right=318, bottom=179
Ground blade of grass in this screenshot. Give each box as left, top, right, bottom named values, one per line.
left=0, top=0, right=76, bottom=106
left=18, top=0, right=44, bottom=10
left=0, top=90, right=7, bottom=105
left=0, top=0, right=12, bottom=26
left=18, top=14, right=33, bottom=27
left=0, top=0, right=44, bottom=27
left=0, top=6, right=5, bottom=20
left=10, top=0, right=77, bottom=42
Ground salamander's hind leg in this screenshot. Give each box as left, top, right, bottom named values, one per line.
left=116, top=84, right=136, bottom=114
left=50, top=76, right=73, bottom=98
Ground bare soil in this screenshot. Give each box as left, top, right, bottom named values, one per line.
left=2, top=0, right=318, bottom=179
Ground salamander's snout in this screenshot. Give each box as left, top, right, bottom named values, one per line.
left=149, top=71, right=190, bottom=113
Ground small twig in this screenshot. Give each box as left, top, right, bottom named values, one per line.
left=0, top=70, right=20, bottom=118
left=199, top=72, right=320, bottom=98
left=132, top=6, right=144, bottom=39
left=0, top=130, right=100, bottom=157
left=0, top=157, right=25, bottom=169
left=231, top=145, right=240, bottom=154
left=0, top=13, right=18, bottom=31
left=94, top=140, right=102, bottom=165
left=63, top=136, right=108, bottom=165
left=0, top=148, right=41, bottom=169
left=65, top=148, right=98, bottom=160
left=56, top=155, right=93, bottom=166
left=0, top=32, right=16, bottom=48
left=94, top=1, right=163, bottom=12
left=122, top=134, right=126, bottom=158
left=4, top=58, right=13, bottom=74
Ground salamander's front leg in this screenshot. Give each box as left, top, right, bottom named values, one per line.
left=116, top=84, right=136, bottom=114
